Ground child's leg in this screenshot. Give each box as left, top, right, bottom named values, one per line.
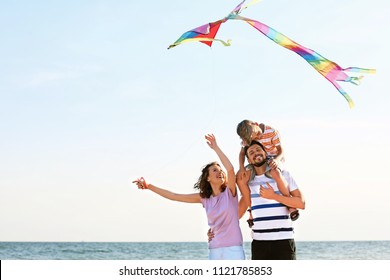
left=289, top=208, right=300, bottom=221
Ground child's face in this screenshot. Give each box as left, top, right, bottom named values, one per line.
left=250, top=123, right=262, bottom=141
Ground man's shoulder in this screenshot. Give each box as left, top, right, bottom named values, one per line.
left=281, top=169, right=293, bottom=177
left=281, top=169, right=299, bottom=190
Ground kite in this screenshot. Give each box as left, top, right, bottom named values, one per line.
left=168, top=0, right=376, bottom=108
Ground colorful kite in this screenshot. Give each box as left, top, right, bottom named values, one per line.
left=168, top=0, right=375, bottom=108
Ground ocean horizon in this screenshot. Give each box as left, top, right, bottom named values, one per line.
left=1, top=241, right=390, bottom=260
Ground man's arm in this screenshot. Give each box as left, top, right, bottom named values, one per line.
left=236, top=170, right=251, bottom=218
left=260, top=184, right=305, bottom=209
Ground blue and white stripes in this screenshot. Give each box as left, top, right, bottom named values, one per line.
left=249, top=170, right=298, bottom=240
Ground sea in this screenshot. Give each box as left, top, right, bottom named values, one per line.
left=1, top=241, right=390, bottom=260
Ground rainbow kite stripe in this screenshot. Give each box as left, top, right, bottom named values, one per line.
left=168, top=0, right=375, bottom=108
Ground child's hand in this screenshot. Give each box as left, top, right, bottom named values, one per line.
left=132, top=177, right=148, bottom=189
left=267, top=157, right=279, bottom=169
left=268, top=168, right=282, bottom=180
left=205, top=133, right=218, bottom=150
left=240, top=139, right=249, bottom=147
left=260, top=182, right=276, bottom=199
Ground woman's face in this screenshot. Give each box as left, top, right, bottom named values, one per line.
left=207, top=164, right=225, bottom=185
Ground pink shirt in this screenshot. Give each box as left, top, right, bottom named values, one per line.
left=201, top=187, right=243, bottom=249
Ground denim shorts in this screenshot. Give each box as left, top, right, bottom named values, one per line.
left=209, top=245, right=245, bottom=260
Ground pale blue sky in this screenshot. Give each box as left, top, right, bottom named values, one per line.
left=1, top=0, right=389, bottom=242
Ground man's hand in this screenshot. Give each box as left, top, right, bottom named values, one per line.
left=207, top=228, right=215, bottom=242
left=260, top=182, right=276, bottom=199
left=236, top=169, right=250, bottom=186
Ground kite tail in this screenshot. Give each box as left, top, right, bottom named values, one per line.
left=328, top=80, right=355, bottom=108
left=344, top=67, right=376, bottom=74
left=346, top=76, right=364, bottom=86
left=341, top=67, right=376, bottom=85
left=240, top=0, right=263, bottom=12
left=342, top=91, right=355, bottom=109
left=230, top=14, right=375, bottom=108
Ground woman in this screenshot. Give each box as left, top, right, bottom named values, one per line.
left=133, top=134, right=245, bottom=260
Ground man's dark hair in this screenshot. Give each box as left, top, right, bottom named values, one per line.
left=244, top=141, right=266, bottom=157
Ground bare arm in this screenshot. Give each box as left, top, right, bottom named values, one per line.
left=236, top=169, right=251, bottom=218
left=274, top=145, right=284, bottom=163
left=238, top=196, right=249, bottom=219
left=268, top=168, right=289, bottom=197
left=205, top=134, right=236, bottom=197
left=239, top=147, right=246, bottom=172
left=260, top=183, right=305, bottom=209
left=133, top=178, right=201, bottom=203
left=267, top=145, right=284, bottom=169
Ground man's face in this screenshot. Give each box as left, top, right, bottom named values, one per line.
left=246, top=144, right=267, bottom=167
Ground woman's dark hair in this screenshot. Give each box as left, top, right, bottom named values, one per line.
left=194, top=161, right=220, bottom=198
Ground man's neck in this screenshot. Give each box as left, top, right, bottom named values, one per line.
left=253, top=164, right=267, bottom=176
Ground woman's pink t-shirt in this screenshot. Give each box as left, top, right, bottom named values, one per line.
left=201, top=187, right=243, bottom=249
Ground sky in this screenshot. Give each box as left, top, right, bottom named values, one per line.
left=0, top=0, right=389, bottom=242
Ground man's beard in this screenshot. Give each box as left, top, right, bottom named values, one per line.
left=253, top=159, right=267, bottom=167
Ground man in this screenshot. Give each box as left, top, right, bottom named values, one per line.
left=237, top=141, right=305, bottom=260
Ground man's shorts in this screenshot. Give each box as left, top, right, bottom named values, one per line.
left=251, top=239, right=296, bottom=260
